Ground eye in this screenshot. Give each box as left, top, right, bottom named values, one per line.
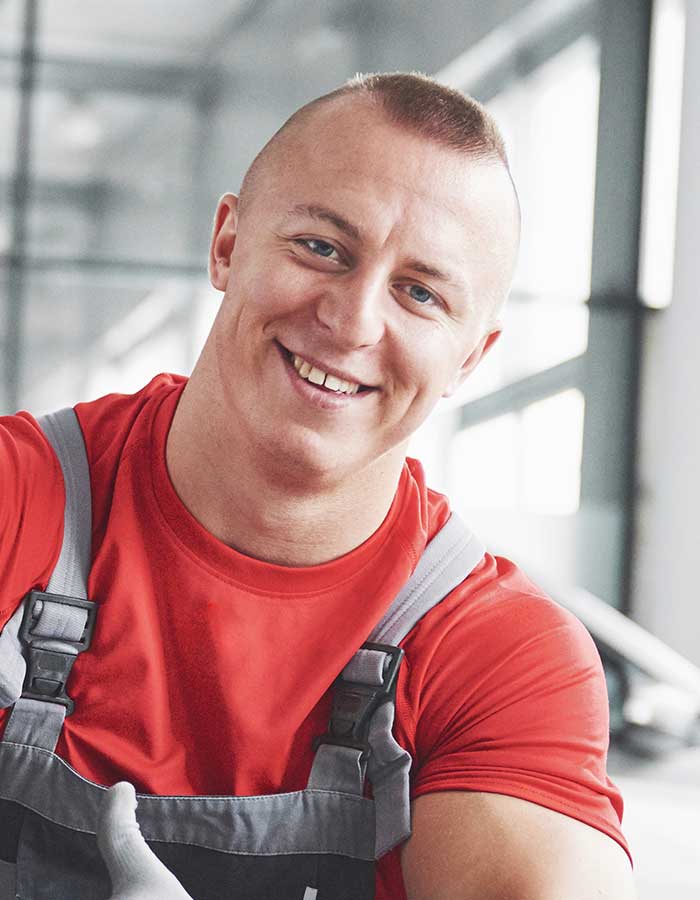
left=297, top=238, right=339, bottom=260
left=405, top=284, right=437, bottom=305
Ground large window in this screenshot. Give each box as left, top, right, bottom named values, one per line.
left=413, top=25, right=601, bottom=585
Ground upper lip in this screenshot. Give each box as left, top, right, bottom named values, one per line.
left=278, top=341, right=376, bottom=389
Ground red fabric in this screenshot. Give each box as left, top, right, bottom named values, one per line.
left=0, top=374, right=631, bottom=897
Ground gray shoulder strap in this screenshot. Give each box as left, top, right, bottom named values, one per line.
left=339, top=513, right=485, bottom=694
left=1, top=407, right=93, bottom=752
left=308, top=512, right=486, bottom=858
left=368, top=511, right=485, bottom=646
left=38, top=407, right=92, bottom=600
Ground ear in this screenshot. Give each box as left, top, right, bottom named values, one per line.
left=208, top=193, right=240, bottom=291
left=443, top=326, right=502, bottom=398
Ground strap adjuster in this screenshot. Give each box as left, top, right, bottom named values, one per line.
left=19, top=590, right=97, bottom=715
left=314, top=642, right=404, bottom=760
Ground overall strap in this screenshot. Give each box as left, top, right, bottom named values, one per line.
left=2, top=408, right=96, bottom=752
left=308, top=513, right=486, bottom=858
left=367, top=511, right=486, bottom=646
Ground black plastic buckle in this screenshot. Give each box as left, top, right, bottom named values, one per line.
left=313, top=642, right=404, bottom=760
left=19, top=590, right=97, bottom=715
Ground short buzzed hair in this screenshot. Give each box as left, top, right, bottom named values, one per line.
left=321, top=72, right=509, bottom=165
left=239, top=72, right=516, bottom=212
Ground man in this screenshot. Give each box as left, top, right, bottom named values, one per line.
left=0, top=74, right=635, bottom=898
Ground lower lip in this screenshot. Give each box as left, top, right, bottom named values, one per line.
left=277, top=344, right=373, bottom=411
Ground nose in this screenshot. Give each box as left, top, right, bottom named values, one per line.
left=314, top=271, right=386, bottom=350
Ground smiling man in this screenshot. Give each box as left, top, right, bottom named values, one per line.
left=0, top=74, right=635, bottom=899
left=168, top=90, right=513, bottom=568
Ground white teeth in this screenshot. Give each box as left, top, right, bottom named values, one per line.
left=307, top=366, right=326, bottom=386
left=324, top=374, right=343, bottom=392
left=290, top=353, right=361, bottom=394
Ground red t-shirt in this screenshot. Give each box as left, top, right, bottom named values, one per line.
left=0, top=373, right=631, bottom=896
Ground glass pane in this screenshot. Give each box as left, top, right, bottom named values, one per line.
left=488, top=35, right=601, bottom=303
left=0, top=83, right=15, bottom=255
left=25, top=78, right=205, bottom=265
left=448, top=413, right=521, bottom=511
left=0, top=0, right=24, bottom=54
left=453, top=297, right=589, bottom=407
left=638, top=0, right=686, bottom=309
left=434, top=34, right=599, bottom=408
left=19, top=267, right=217, bottom=412
left=521, top=389, right=584, bottom=515
left=448, top=389, right=584, bottom=515
left=446, top=389, right=585, bottom=585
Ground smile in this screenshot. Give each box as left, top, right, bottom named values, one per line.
left=291, top=353, right=360, bottom=395
left=277, top=342, right=374, bottom=397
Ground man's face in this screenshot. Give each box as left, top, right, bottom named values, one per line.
left=208, top=99, right=519, bottom=486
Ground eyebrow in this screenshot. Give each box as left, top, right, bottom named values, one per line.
left=285, top=204, right=361, bottom=241
left=406, top=259, right=461, bottom=287
left=284, top=202, right=469, bottom=293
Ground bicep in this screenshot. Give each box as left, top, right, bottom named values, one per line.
left=408, top=591, right=629, bottom=869
left=401, top=791, right=636, bottom=900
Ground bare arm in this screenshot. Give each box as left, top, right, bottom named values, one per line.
left=401, top=791, right=636, bottom=900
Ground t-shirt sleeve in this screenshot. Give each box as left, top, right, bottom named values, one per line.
left=0, top=411, right=65, bottom=627
left=406, top=570, right=631, bottom=863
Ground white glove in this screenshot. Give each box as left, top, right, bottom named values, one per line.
left=98, top=781, right=194, bottom=900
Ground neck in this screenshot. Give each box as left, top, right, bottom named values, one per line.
left=165, top=369, right=405, bottom=567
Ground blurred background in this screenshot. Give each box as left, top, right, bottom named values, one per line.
left=1, top=0, right=699, bottom=894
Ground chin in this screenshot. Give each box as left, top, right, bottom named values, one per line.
left=259, top=428, right=353, bottom=486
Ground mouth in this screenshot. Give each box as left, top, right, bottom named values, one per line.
left=276, top=342, right=374, bottom=396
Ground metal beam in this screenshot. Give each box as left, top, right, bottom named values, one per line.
left=0, top=175, right=106, bottom=206
left=458, top=356, right=585, bottom=430
left=0, top=255, right=203, bottom=278
left=578, top=0, right=653, bottom=611
left=0, top=50, right=220, bottom=98
left=437, top=0, right=597, bottom=102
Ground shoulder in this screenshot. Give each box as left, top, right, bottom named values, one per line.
left=75, top=373, right=186, bottom=468
left=403, top=551, right=600, bottom=693
left=0, top=374, right=186, bottom=624
left=0, top=410, right=65, bottom=622
left=73, top=372, right=187, bottom=547
left=397, top=551, right=608, bottom=763
left=0, top=407, right=61, bottom=478
left=395, top=552, right=628, bottom=858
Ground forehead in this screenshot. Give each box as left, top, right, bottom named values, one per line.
left=248, top=99, right=518, bottom=283
left=267, top=102, right=495, bottom=213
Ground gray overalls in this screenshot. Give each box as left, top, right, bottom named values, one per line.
left=0, top=409, right=485, bottom=899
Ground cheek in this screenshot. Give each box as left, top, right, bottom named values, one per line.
left=393, top=328, right=463, bottom=397
left=238, top=261, right=314, bottom=320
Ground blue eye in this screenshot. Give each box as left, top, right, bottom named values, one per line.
left=407, top=284, right=435, bottom=304
left=304, top=239, right=336, bottom=258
